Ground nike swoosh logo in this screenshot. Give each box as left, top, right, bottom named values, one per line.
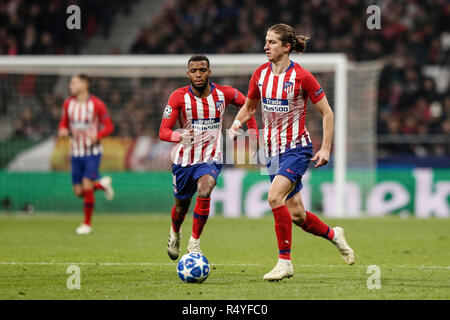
left=286, top=168, right=295, bottom=174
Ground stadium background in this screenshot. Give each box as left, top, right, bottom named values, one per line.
left=0, top=0, right=449, bottom=218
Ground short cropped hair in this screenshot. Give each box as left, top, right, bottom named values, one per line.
left=188, top=54, right=210, bottom=68
left=75, top=74, right=91, bottom=85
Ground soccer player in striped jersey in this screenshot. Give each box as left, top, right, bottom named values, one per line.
left=228, top=24, right=355, bottom=281
left=159, top=54, right=258, bottom=259
left=58, top=74, right=115, bottom=235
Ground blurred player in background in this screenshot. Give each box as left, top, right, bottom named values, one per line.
left=58, top=74, right=115, bottom=235
left=229, top=24, right=355, bottom=281
left=159, top=54, right=258, bottom=260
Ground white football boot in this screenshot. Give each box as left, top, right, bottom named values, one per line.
left=263, top=259, right=294, bottom=281
left=167, top=227, right=181, bottom=260
left=76, top=223, right=92, bottom=235
left=187, top=236, right=203, bottom=254
left=331, top=227, right=355, bottom=265
left=99, top=176, right=114, bottom=201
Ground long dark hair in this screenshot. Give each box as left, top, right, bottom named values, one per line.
left=268, top=23, right=309, bottom=54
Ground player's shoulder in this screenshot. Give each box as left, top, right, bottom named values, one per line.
left=170, top=86, right=190, bottom=97
left=63, top=96, right=75, bottom=106
left=174, top=86, right=189, bottom=94
left=293, top=62, right=314, bottom=78
left=253, top=62, right=272, bottom=76
left=168, top=86, right=189, bottom=102
left=89, top=94, right=107, bottom=106
left=213, top=83, right=236, bottom=93
left=213, top=83, right=241, bottom=101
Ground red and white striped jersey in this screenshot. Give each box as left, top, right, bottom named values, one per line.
left=159, top=83, right=258, bottom=167
left=59, top=95, right=114, bottom=157
left=247, top=61, right=325, bottom=157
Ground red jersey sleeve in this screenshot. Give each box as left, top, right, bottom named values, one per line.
left=58, top=98, right=71, bottom=131
left=159, top=90, right=183, bottom=143
left=233, top=88, right=245, bottom=107
left=95, top=98, right=114, bottom=139
left=303, top=72, right=325, bottom=104
left=247, top=69, right=261, bottom=100
left=223, top=86, right=246, bottom=107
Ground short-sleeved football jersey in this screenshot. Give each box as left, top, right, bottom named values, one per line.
left=247, top=61, right=325, bottom=157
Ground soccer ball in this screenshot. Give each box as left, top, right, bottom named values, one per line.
left=177, top=252, right=210, bottom=283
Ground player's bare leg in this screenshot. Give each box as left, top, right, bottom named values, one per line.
left=167, top=198, right=191, bottom=260
left=264, top=175, right=295, bottom=281
left=287, top=192, right=355, bottom=265
left=73, top=184, right=84, bottom=198
left=188, top=174, right=216, bottom=254
left=74, top=178, right=95, bottom=235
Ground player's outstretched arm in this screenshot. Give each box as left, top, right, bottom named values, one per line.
left=58, top=99, right=70, bottom=138
left=93, top=102, right=114, bottom=143
left=228, top=97, right=259, bottom=140
left=311, top=96, right=334, bottom=168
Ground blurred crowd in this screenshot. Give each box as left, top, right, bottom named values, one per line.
left=0, top=0, right=135, bottom=54
left=130, top=0, right=449, bottom=64
left=1, top=0, right=449, bottom=159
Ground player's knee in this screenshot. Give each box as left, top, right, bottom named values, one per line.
left=176, top=205, right=189, bottom=216
left=73, top=189, right=84, bottom=197
left=197, top=189, right=212, bottom=199
left=291, top=209, right=306, bottom=226
left=197, top=178, right=215, bottom=199
left=267, top=192, right=284, bottom=208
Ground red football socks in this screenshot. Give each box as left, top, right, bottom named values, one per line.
left=191, top=197, right=210, bottom=239
left=93, top=182, right=105, bottom=191
left=171, top=205, right=185, bottom=233
left=83, top=189, right=95, bottom=226
left=272, top=205, right=292, bottom=260
left=300, top=211, right=335, bottom=241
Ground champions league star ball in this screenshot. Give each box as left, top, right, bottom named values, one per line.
left=177, top=252, right=210, bottom=283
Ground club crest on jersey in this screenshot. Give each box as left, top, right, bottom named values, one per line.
left=284, top=81, right=294, bottom=94
left=215, top=100, right=225, bottom=112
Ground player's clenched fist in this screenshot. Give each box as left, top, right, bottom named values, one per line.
left=58, top=128, right=69, bottom=138
left=228, top=119, right=242, bottom=140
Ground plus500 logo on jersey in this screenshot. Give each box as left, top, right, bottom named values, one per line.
left=192, top=118, right=221, bottom=131
left=262, top=98, right=289, bottom=112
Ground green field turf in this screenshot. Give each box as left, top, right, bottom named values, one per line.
left=0, top=213, right=449, bottom=300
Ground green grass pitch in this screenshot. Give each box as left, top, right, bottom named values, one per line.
left=0, top=213, right=449, bottom=300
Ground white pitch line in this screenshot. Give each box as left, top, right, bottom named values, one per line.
left=297, top=264, right=450, bottom=270
left=0, top=262, right=261, bottom=267
left=0, top=262, right=448, bottom=269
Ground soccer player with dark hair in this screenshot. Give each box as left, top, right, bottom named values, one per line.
left=58, top=74, right=115, bottom=235
left=228, top=24, right=355, bottom=281
left=159, top=54, right=258, bottom=259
